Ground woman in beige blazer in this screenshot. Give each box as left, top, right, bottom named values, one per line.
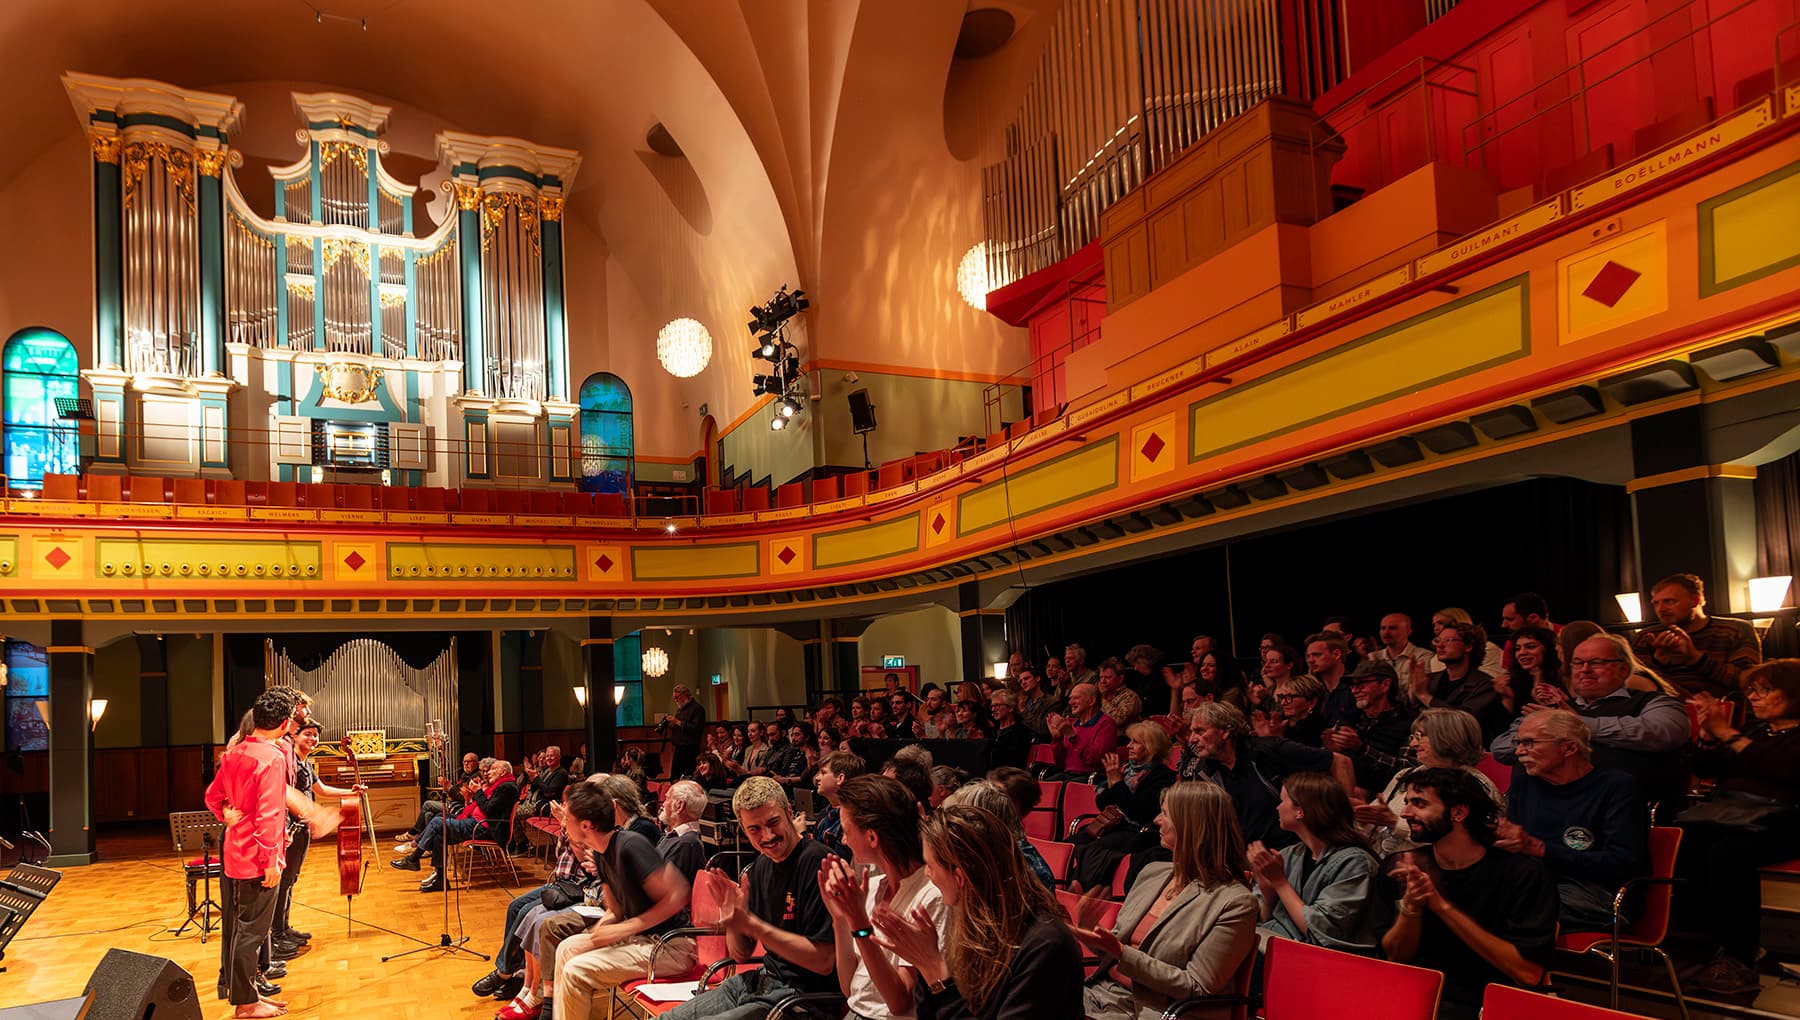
left=1073, top=783, right=1259, bottom=1020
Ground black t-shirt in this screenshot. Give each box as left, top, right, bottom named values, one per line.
left=593, top=828, right=685, bottom=938
left=1377, top=847, right=1558, bottom=1012
left=745, top=837, right=837, bottom=993
left=1199, top=738, right=1334, bottom=848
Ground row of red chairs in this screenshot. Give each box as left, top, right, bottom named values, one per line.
left=37, top=473, right=631, bottom=516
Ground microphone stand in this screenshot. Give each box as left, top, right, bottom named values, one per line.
left=385, top=724, right=484, bottom=963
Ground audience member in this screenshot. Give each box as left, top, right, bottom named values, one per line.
left=985, top=690, right=1033, bottom=770
left=1499, top=592, right=1557, bottom=669
left=1186, top=702, right=1350, bottom=848
left=1250, top=772, right=1386, bottom=952
left=1418, top=622, right=1508, bottom=743
left=945, top=780, right=1056, bottom=890
left=1258, top=674, right=1327, bottom=746
left=1097, top=658, right=1145, bottom=729
left=1677, top=660, right=1800, bottom=995
left=763, top=724, right=810, bottom=789
left=1499, top=625, right=1564, bottom=716
left=1497, top=711, right=1646, bottom=931
left=1320, top=661, right=1413, bottom=796
left=1044, top=655, right=1071, bottom=698
left=1072, top=722, right=1176, bottom=889
left=1490, top=633, right=1689, bottom=811
left=1066, top=643, right=1098, bottom=687
left=811, top=750, right=865, bottom=857
left=658, top=685, right=706, bottom=779
left=918, top=684, right=953, bottom=738
left=1302, top=632, right=1356, bottom=727
left=1045, top=683, right=1117, bottom=780
left=1430, top=608, right=1505, bottom=676
left=1259, top=644, right=1296, bottom=687
left=1123, top=644, right=1164, bottom=706
left=1379, top=768, right=1558, bottom=1020
left=1371, top=613, right=1434, bottom=698
left=1015, top=666, right=1062, bottom=740
left=819, top=774, right=949, bottom=1020
left=1631, top=572, right=1762, bottom=697
left=1077, top=783, right=1258, bottom=1020
left=1196, top=650, right=1242, bottom=709
left=847, top=697, right=874, bottom=738
left=1356, top=708, right=1502, bottom=858
left=948, top=701, right=986, bottom=740
left=885, top=690, right=919, bottom=741
left=871, top=804, right=1083, bottom=1020
left=664, top=777, right=838, bottom=1020
left=392, top=759, right=518, bottom=892
left=929, top=766, right=967, bottom=810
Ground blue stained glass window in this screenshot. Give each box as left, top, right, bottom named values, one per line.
left=2, top=328, right=79, bottom=490
left=613, top=632, right=644, bottom=727
left=3, top=642, right=50, bottom=752
left=578, top=372, right=633, bottom=495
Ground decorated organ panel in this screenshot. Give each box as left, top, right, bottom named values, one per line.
left=63, top=73, right=581, bottom=486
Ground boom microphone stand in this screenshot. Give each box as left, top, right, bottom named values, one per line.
left=385, top=721, right=485, bottom=963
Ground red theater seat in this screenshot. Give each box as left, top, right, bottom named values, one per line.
left=339, top=486, right=373, bottom=510
left=776, top=482, right=805, bottom=508
left=172, top=478, right=209, bottom=505
left=86, top=474, right=123, bottom=502
left=875, top=459, right=905, bottom=490
left=529, top=491, right=560, bottom=515
left=215, top=479, right=247, bottom=506
left=460, top=489, right=491, bottom=513
left=125, top=475, right=168, bottom=503
left=705, top=488, right=737, bottom=515
left=496, top=490, right=527, bottom=514
left=378, top=486, right=412, bottom=511
left=266, top=481, right=297, bottom=507
left=592, top=493, right=626, bottom=516
left=841, top=471, right=868, bottom=497
left=559, top=491, right=594, bottom=515
left=416, top=487, right=447, bottom=512
left=741, top=487, right=770, bottom=511
left=810, top=477, right=839, bottom=503
left=41, top=474, right=79, bottom=501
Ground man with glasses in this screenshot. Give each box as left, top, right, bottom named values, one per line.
left=1491, top=634, right=1689, bottom=814
left=1494, top=710, right=1647, bottom=931
left=1630, top=572, right=1761, bottom=697
left=1321, top=660, right=1415, bottom=795
left=1416, top=621, right=1508, bottom=744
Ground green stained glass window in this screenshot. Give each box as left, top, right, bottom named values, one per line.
left=2, top=329, right=79, bottom=489
left=578, top=372, right=633, bottom=495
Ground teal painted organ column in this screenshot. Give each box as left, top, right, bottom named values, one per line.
left=91, top=135, right=124, bottom=368
left=542, top=198, right=567, bottom=401
left=198, top=154, right=226, bottom=375
left=458, top=185, right=485, bottom=394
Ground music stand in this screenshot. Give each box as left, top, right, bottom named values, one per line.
left=384, top=720, right=485, bottom=963
left=169, top=811, right=224, bottom=941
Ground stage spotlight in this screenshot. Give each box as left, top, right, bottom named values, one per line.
left=779, top=398, right=799, bottom=418
left=770, top=414, right=788, bottom=431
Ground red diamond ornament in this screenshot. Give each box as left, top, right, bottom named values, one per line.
left=1140, top=433, right=1166, bottom=462
left=1581, top=261, right=1641, bottom=308
left=343, top=550, right=366, bottom=572
left=777, top=546, right=797, bottom=566
left=931, top=513, right=947, bottom=535
left=595, top=554, right=615, bottom=573
left=44, top=546, right=70, bottom=570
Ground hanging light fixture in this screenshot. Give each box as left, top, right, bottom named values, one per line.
left=642, top=646, right=670, bottom=678
left=573, top=686, right=587, bottom=707
left=957, top=242, right=989, bottom=311
left=656, top=317, right=713, bottom=378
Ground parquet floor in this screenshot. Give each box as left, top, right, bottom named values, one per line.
left=2, top=827, right=537, bottom=1020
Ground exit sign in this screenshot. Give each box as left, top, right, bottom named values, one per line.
left=710, top=673, right=723, bottom=686
left=882, top=655, right=905, bottom=669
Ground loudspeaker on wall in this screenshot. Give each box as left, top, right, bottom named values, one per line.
left=848, top=388, right=878, bottom=433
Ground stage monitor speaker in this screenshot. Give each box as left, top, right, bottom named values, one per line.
left=81, top=949, right=200, bottom=1020
left=848, top=389, right=877, bottom=433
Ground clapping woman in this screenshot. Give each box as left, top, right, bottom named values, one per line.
left=871, top=805, right=1081, bottom=1020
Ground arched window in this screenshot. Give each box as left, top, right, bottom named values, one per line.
left=2, top=328, right=79, bottom=490
left=578, top=372, right=633, bottom=494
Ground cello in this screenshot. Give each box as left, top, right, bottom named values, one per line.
left=337, top=736, right=378, bottom=908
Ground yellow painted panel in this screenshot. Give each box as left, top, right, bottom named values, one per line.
left=1189, top=277, right=1529, bottom=462
left=632, top=543, right=759, bottom=580
left=95, top=537, right=323, bottom=581
left=1704, top=162, right=1800, bottom=293
left=387, top=542, right=577, bottom=581
left=959, top=437, right=1119, bottom=537
left=814, top=514, right=920, bottom=569
left=0, top=536, right=16, bottom=577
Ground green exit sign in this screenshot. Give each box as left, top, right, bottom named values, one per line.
left=882, top=655, right=905, bottom=669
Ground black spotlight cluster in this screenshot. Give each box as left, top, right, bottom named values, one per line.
left=748, top=285, right=810, bottom=431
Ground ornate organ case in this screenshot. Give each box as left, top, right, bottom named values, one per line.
left=64, top=73, right=582, bottom=486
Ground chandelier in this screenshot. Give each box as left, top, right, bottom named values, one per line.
left=642, top=646, right=670, bottom=678
left=956, top=243, right=989, bottom=311
left=656, top=317, right=713, bottom=378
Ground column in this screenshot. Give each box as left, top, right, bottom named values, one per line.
left=957, top=581, right=1008, bottom=685
left=1626, top=406, right=1759, bottom=615
left=47, top=619, right=96, bottom=865
left=456, top=182, right=485, bottom=395
left=581, top=618, right=616, bottom=775
left=541, top=197, right=568, bottom=402
left=90, top=134, right=124, bottom=369
left=134, top=634, right=169, bottom=747
left=197, top=149, right=227, bottom=376
left=829, top=618, right=874, bottom=698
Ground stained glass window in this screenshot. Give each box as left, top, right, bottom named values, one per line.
left=613, top=632, right=644, bottom=727
left=3, top=642, right=50, bottom=752
left=578, top=372, right=633, bottom=495
left=2, top=328, right=79, bottom=490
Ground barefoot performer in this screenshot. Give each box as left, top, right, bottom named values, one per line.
left=207, top=688, right=300, bottom=1018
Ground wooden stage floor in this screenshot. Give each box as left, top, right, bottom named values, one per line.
left=3, top=826, right=534, bottom=1019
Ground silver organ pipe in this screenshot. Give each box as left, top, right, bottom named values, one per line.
left=981, top=0, right=1285, bottom=288
left=123, top=140, right=201, bottom=375
left=226, top=215, right=279, bottom=347
left=264, top=636, right=460, bottom=749
left=413, top=237, right=460, bottom=362
left=480, top=194, right=546, bottom=400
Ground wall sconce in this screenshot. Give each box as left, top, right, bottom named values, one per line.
left=614, top=684, right=625, bottom=705
left=573, top=686, right=587, bottom=707
left=90, top=698, right=108, bottom=729
left=991, top=662, right=1008, bottom=681
left=35, top=699, right=48, bottom=728
left=1614, top=592, right=1644, bottom=625
left=1748, top=575, right=1793, bottom=631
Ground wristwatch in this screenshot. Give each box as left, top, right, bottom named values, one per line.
left=851, top=927, right=873, bottom=939
left=927, top=976, right=956, bottom=995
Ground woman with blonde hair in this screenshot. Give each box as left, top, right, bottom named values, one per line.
left=872, top=805, right=1081, bottom=1020
left=1076, top=783, right=1258, bottom=1020
left=1353, top=708, right=1503, bottom=857
left=1072, top=721, right=1176, bottom=890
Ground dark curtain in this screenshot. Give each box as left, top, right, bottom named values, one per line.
left=1754, top=451, right=1800, bottom=659
left=1005, top=477, right=1636, bottom=669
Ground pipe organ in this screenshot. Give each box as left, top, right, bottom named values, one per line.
left=65, top=73, right=581, bottom=486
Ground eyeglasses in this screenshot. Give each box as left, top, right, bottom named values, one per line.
left=1568, top=657, right=1627, bottom=669
left=1274, top=693, right=1305, bottom=701
left=1513, top=737, right=1569, bottom=750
